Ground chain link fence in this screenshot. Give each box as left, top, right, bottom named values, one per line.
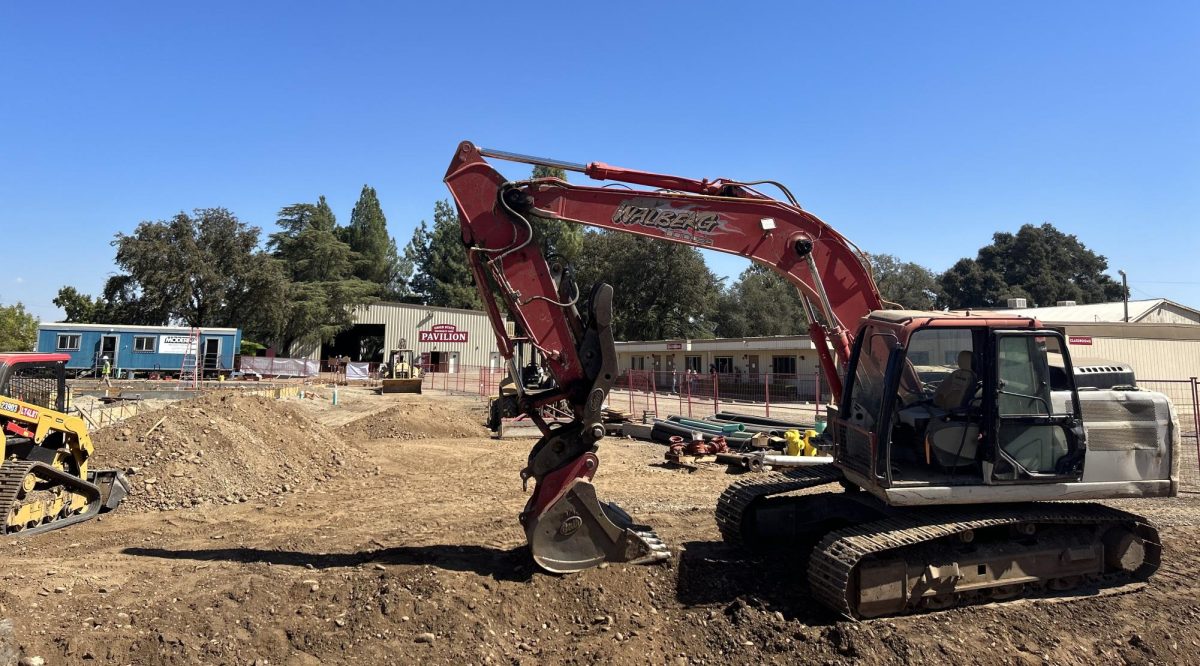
left=1140, top=378, right=1199, bottom=492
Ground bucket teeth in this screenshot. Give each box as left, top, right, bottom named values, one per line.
left=626, top=528, right=671, bottom=565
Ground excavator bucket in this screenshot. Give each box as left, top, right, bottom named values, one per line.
left=526, top=477, right=669, bottom=573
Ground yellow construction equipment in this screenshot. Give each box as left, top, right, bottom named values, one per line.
left=0, top=353, right=128, bottom=535
left=380, top=348, right=422, bottom=394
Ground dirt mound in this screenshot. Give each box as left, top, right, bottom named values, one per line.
left=91, top=393, right=366, bottom=512
left=341, top=402, right=489, bottom=441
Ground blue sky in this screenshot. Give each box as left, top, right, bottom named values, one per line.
left=2, top=2, right=1197, bottom=321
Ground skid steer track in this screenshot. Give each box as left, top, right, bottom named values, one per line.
left=0, top=460, right=103, bottom=536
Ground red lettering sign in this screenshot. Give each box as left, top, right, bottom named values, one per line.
left=1068, top=335, right=1093, bottom=345
left=418, top=324, right=469, bottom=343
left=667, top=342, right=682, bottom=350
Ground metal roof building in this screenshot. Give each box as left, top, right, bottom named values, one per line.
left=292, top=302, right=507, bottom=373
left=970, top=298, right=1200, bottom=384
left=985, top=298, right=1200, bottom=325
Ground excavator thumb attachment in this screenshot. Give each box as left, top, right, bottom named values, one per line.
left=524, top=454, right=669, bottom=573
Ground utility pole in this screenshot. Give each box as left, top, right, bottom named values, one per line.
left=1118, top=269, right=1129, bottom=322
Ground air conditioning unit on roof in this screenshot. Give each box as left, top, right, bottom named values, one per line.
left=1006, top=298, right=1027, bottom=308
left=1056, top=300, right=1077, bottom=306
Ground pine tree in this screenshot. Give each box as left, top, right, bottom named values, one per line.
left=408, top=200, right=481, bottom=309
left=269, top=198, right=379, bottom=351
left=343, top=185, right=401, bottom=291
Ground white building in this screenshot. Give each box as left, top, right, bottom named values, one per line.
left=977, top=298, right=1200, bottom=382
left=616, top=335, right=822, bottom=378
left=987, top=298, right=1200, bottom=325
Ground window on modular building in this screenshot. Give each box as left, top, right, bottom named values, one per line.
left=771, top=356, right=796, bottom=374
left=714, top=356, right=734, bottom=373
left=685, top=355, right=702, bottom=372
left=907, top=350, right=930, bottom=365
left=56, top=334, right=81, bottom=351
left=133, top=336, right=156, bottom=353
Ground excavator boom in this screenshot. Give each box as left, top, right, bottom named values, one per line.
left=443, top=141, right=882, bottom=572
left=445, top=142, right=884, bottom=399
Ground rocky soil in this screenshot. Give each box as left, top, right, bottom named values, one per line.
left=0, top=387, right=1196, bottom=665
left=90, top=393, right=365, bottom=512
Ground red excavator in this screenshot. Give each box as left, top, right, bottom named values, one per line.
left=443, top=142, right=1180, bottom=618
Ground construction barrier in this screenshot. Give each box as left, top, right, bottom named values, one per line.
left=345, top=362, right=371, bottom=381
left=239, top=356, right=320, bottom=378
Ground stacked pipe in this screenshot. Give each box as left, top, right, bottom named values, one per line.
left=650, top=419, right=757, bottom=446
left=711, top=411, right=812, bottom=430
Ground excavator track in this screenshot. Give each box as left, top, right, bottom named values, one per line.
left=715, top=464, right=845, bottom=549
left=0, top=460, right=102, bottom=537
left=809, top=502, right=1161, bottom=619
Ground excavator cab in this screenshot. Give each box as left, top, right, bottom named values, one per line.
left=832, top=312, right=1099, bottom=495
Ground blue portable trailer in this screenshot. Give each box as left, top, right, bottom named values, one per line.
left=35, top=323, right=241, bottom=378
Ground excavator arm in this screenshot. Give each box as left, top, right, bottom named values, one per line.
left=443, top=141, right=883, bottom=572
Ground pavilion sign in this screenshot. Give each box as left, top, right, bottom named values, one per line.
left=418, top=324, right=469, bottom=343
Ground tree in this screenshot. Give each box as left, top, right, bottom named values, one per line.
left=529, top=165, right=584, bottom=264
left=99, top=273, right=171, bottom=325
left=713, top=263, right=808, bottom=338
left=343, top=186, right=403, bottom=297
left=269, top=199, right=379, bottom=352
left=868, top=253, right=942, bottom=310
left=408, top=200, right=481, bottom=309
left=574, top=231, right=722, bottom=341
left=0, top=301, right=38, bottom=352
left=53, top=286, right=103, bottom=323
left=110, top=208, right=282, bottom=328
left=394, top=220, right=430, bottom=304
left=938, top=223, right=1124, bottom=308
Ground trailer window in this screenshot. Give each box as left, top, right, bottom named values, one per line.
left=133, top=336, right=156, bottom=353
left=56, top=334, right=81, bottom=351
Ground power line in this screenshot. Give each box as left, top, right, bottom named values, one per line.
left=1133, top=280, right=1200, bottom=285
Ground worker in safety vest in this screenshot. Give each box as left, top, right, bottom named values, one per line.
left=101, top=356, right=112, bottom=386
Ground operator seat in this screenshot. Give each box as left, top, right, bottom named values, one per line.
left=932, top=350, right=977, bottom=411
left=926, top=350, right=981, bottom=468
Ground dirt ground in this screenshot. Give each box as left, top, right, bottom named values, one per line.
left=1, top=387, right=1199, bottom=665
